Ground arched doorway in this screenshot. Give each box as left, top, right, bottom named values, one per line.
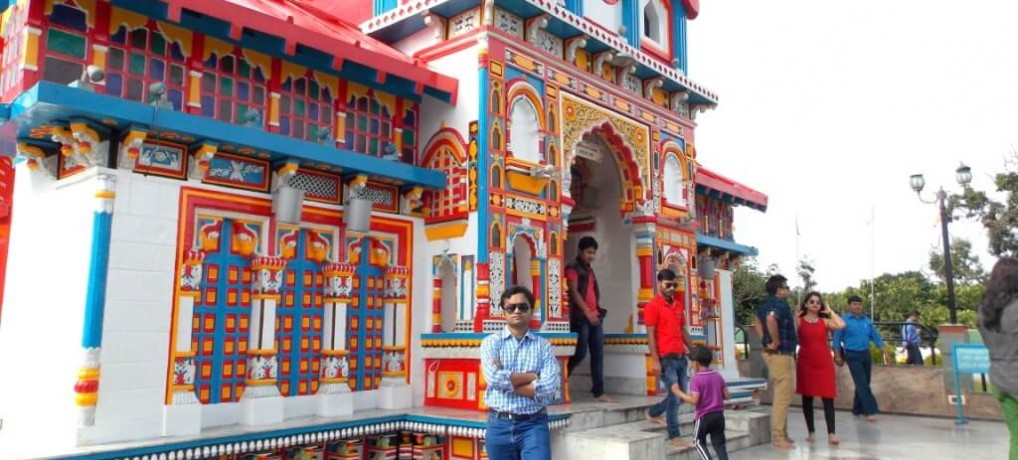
left=564, top=130, right=637, bottom=333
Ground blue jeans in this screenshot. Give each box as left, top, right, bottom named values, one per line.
left=845, top=350, right=879, bottom=416
left=648, top=356, right=688, bottom=439
left=567, top=316, right=606, bottom=397
left=485, top=413, right=552, bottom=460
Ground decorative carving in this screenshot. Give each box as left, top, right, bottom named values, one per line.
left=494, top=7, right=523, bottom=38
left=449, top=8, right=479, bottom=38
left=503, top=195, right=548, bottom=216
left=251, top=257, right=287, bottom=294
left=489, top=251, right=504, bottom=314
left=188, top=142, right=217, bottom=180
left=592, top=51, right=614, bottom=76
left=247, top=354, right=278, bottom=380
left=383, top=349, right=405, bottom=374
left=172, top=356, right=196, bottom=386
left=565, top=36, right=588, bottom=64
left=422, top=11, right=446, bottom=40
left=643, top=77, right=664, bottom=98
left=16, top=141, right=55, bottom=179
left=548, top=258, right=562, bottom=318
left=323, top=262, right=355, bottom=299
left=622, top=73, right=642, bottom=94
left=180, top=250, right=206, bottom=291
left=403, top=186, right=424, bottom=214
left=322, top=354, right=349, bottom=380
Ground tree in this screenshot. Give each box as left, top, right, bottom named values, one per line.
left=948, top=151, right=1018, bottom=257
left=732, top=259, right=769, bottom=325
left=927, top=237, right=987, bottom=285
left=797, top=257, right=816, bottom=293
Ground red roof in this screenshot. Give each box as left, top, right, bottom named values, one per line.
left=695, top=166, right=768, bottom=211
left=166, top=0, right=457, bottom=102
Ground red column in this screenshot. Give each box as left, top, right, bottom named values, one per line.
left=474, top=263, right=490, bottom=332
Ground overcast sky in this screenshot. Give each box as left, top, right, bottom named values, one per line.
left=686, top=0, right=1018, bottom=291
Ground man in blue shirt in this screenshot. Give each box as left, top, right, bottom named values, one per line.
left=481, top=285, right=561, bottom=460
left=832, top=295, right=891, bottom=421
left=752, top=274, right=797, bottom=449
left=902, top=310, right=924, bottom=365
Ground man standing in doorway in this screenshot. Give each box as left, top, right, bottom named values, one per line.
left=902, top=310, right=924, bottom=366
left=752, top=274, right=797, bottom=449
left=482, top=285, right=561, bottom=460
left=566, top=236, right=614, bottom=402
left=833, top=295, right=891, bottom=421
left=645, top=268, right=696, bottom=448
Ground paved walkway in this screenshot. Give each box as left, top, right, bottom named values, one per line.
left=729, top=410, right=1009, bottom=459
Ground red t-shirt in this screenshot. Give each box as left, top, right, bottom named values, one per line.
left=565, top=265, right=598, bottom=313
left=644, top=293, right=687, bottom=356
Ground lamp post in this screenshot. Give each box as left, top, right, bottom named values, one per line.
left=909, top=164, right=973, bottom=324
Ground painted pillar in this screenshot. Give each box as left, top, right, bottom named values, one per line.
left=671, top=1, right=688, bottom=72
left=564, top=0, right=584, bottom=16
left=74, top=173, right=116, bottom=427
left=530, top=259, right=542, bottom=329
left=622, top=0, right=641, bottom=46
left=162, top=249, right=204, bottom=436
left=318, top=262, right=354, bottom=416
left=633, top=222, right=656, bottom=331
left=473, top=263, right=491, bottom=332
left=380, top=266, right=411, bottom=409
left=240, top=256, right=286, bottom=425
left=431, top=277, right=443, bottom=333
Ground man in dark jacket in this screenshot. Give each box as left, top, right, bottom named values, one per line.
left=566, top=236, right=613, bottom=402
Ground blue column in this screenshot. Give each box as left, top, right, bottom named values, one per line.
left=622, top=0, right=641, bottom=46
left=565, top=0, right=584, bottom=16
left=374, top=0, right=396, bottom=16
left=477, top=48, right=490, bottom=263
left=672, top=3, right=688, bottom=72
left=81, top=175, right=115, bottom=349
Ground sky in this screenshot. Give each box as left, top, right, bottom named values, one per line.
left=686, top=0, right=1018, bottom=291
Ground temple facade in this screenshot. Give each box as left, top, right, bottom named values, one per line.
left=0, top=0, right=766, bottom=458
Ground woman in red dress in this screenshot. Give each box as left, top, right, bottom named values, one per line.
left=795, top=291, right=846, bottom=445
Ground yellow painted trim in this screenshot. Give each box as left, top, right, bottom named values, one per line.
left=268, top=92, right=281, bottom=126
left=158, top=22, right=193, bottom=56
left=95, top=190, right=116, bottom=199
left=638, top=288, right=653, bottom=301
left=245, top=378, right=277, bottom=386
left=90, top=45, right=107, bottom=70
left=21, top=27, right=40, bottom=70
left=322, top=349, right=348, bottom=357
left=335, top=111, right=346, bottom=142
left=75, top=392, right=98, bottom=407
left=242, top=49, right=272, bottom=80
left=202, top=36, right=234, bottom=63
left=187, top=71, right=202, bottom=107
left=109, top=6, right=146, bottom=36
left=635, top=247, right=653, bottom=257
left=252, top=293, right=281, bottom=301
left=424, top=221, right=469, bottom=241
left=247, top=348, right=277, bottom=356
left=77, top=367, right=100, bottom=380
left=505, top=170, right=548, bottom=195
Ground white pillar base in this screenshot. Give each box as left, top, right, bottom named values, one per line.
left=378, top=379, right=412, bottom=410
left=162, top=403, right=202, bottom=436
left=240, top=385, right=284, bottom=426
left=316, top=386, right=355, bottom=417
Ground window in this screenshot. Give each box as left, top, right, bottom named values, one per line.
left=423, top=145, right=467, bottom=223
left=1, top=5, right=25, bottom=94
left=41, top=4, right=89, bottom=86
left=345, top=94, right=392, bottom=158
left=106, top=26, right=187, bottom=110
left=642, top=0, right=667, bottom=44
left=508, top=97, right=541, bottom=163
left=201, top=54, right=267, bottom=126
left=663, top=155, right=685, bottom=206
left=279, top=75, right=333, bottom=142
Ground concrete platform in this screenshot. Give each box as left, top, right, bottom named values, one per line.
left=729, top=409, right=1010, bottom=460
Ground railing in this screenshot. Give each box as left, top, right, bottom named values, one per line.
left=735, top=324, right=751, bottom=360
left=873, top=321, right=940, bottom=366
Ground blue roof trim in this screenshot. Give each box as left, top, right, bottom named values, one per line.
left=2, top=82, right=446, bottom=189
left=696, top=233, right=759, bottom=257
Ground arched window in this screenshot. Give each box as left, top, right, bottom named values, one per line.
left=508, top=97, right=541, bottom=163
left=422, top=142, right=467, bottom=223
left=642, top=0, right=667, bottom=44
left=663, top=154, right=684, bottom=206
left=106, top=26, right=188, bottom=110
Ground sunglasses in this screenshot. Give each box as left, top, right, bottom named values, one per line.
left=807, top=299, right=823, bottom=305
left=663, top=282, right=677, bottom=289
left=504, top=302, right=532, bottom=313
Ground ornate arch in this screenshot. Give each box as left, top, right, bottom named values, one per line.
left=505, top=80, right=547, bottom=130
left=421, top=128, right=469, bottom=225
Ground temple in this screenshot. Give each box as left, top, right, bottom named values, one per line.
left=0, top=0, right=768, bottom=458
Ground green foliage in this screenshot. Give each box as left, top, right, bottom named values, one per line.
left=948, top=154, right=1018, bottom=258
left=732, top=258, right=769, bottom=325
left=928, top=237, right=987, bottom=285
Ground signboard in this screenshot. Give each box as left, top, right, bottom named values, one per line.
left=951, top=343, right=990, bottom=425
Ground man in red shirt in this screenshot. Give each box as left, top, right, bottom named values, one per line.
left=645, top=268, right=695, bottom=448
left=565, top=236, right=614, bottom=402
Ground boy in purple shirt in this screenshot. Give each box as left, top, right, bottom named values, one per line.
left=671, top=346, right=730, bottom=460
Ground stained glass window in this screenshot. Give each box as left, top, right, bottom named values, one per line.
left=106, top=26, right=187, bottom=110
left=42, top=27, right=86, bottom=85
left=279, top=75, right=333, bottom=143
left=201, top=53, right=267, bottom=126
left=344, top=94, right=392, bottom=158
left=424, top=146, right=467, bottom=223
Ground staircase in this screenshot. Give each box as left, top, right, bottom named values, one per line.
left=550, top=396, right=770, bottom=459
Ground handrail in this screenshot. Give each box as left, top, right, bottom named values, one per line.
left=873, top=321, right=940, bottom=365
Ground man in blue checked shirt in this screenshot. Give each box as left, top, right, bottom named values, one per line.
left=832, top=295, right=891, bottom=422
left=482, top=285, right=561, bottom=460
left=902, top=310, right=924, bottom=365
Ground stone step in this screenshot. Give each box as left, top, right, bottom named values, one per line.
left=561, top=414, right=763, bottom=460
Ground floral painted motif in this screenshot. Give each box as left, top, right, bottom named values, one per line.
left=173, top=356, right=196, bottom=386
left=322, top=355, right=349, bottom=379
left=248, top=354, right=278, bottom=380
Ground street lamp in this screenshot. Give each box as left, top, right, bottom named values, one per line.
left=909, top=164, right=973, bottom=324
